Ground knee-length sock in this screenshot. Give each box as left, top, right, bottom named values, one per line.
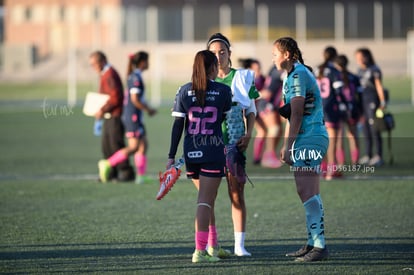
left=304, top=194, right=325, bottom=248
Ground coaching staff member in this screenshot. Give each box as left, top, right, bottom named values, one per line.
left=89, top=51, right=134, bottom=182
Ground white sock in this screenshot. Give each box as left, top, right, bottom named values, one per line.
left=234, top=232, right=251, bottom=256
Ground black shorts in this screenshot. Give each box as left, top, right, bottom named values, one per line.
left=185, top=160, right=226, bottom=179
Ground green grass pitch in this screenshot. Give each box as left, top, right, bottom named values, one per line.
left=0, top=79, right=413, bottom=274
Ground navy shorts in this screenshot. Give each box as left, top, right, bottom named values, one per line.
left=122, top=114, right=146, bottom=138
left=185, top=160, right=226, bottom=179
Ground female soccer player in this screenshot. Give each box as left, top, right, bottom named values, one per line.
left=254, top=64, right=285, bottom=168
left=98, top=51, right=157, bottom=184
left=333, top=54, right=362, bottom=165
left=274, top=37, right=329, bottom=262
left=315, top=46, right=343, bottom=180
left=355, top=48, right=386, bottom=167
left=239, top=58, right=283, bottom=168
left=166, top=50, right=232, bottom=263
left=206, top=33, right=260, bottom=256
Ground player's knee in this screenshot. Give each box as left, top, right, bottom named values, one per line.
left=267, top=126, right=279, bottom=138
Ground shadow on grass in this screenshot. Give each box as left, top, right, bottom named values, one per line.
left=1, top=237, right=413, bottom=262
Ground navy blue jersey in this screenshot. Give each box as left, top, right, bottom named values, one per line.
left=315, top=63, right=342, bottom=123
left=123, top=69, right=145, bottom=124
left=266, top=65, right=284, bottom=106
left=172, top=80, right=232, bottom=163
left=358, top=65, right=382, bottom=95
left=338, top=71, right=362, bottom=121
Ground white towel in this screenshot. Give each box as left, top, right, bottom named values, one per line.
left=231, top=69, right=254, bottom=109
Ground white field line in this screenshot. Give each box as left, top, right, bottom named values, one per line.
left=1, top=173, right=414, bottom=181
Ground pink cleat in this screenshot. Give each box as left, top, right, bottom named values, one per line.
left=261, top=151, right=282, bottom=168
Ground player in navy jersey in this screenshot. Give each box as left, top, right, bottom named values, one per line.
left=253, top=64, right=284, bottom=168
left=355, top=48, right=387, bottom=167
left=98, top=51, right=157, bottom=184
left=166, top=50, right=232, bottom=263
left=315, top=46, right=344, bottom=180
left=273, top=37, right=329, bottom=262
left=333, top=54, right=362, bottom=165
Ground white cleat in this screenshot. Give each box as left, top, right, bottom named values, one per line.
left=234, top=248, right=252, bottom=257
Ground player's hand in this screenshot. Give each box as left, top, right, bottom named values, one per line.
left=236, top=135, right=251, bottom=152
left=166, top=158, right=175, bottom=169
left=379, top=100, right=386, bottom=110
left=95, top=109, right=104, bottom=119
left=148, top=108, right=157, bottom=116
left=280, top=145, right=293, bottom=165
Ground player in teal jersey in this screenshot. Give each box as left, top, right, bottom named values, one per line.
left=273, top=37, right=329, bottom=262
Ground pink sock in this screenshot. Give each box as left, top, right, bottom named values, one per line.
left=321, top=161, right=327, bottom=172
left=351, top=149, right=359, bottom=164
left=108, top=150, right=128, bottom=167
left=208, top=225, right=218, bottom=248
left=195, top=231, right=209, bottom=251
left=134, top=154, right=147, bottom=175
left=253, top=137, right=265, bottom=161
left=336, top=148, right=345, bottom=165
left=327, top=163, right=335, bottom=174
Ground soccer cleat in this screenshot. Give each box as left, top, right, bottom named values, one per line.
left=98, top=159, right=111, bottom=183
left=358, top=155, right=370, bottom=165
left=286, top=244, right=314, bottom=257
left=207, top=245, right=232, bottom=258
left=234, top=247, right=252, bottom=257
left=324, top=171, right=343, bottom=181
left=156, top=158, right=184, bottom=200
left=192, top=249, right=221, bottom=263
left=135, top=175, right=153, bottom=185
left=261, top=151, right=282, bottom=168
left=294, top=247, right=329, bottom=262
left=369, top=155, right=384, bottom=167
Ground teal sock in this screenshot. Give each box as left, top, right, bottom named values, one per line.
left=304, top=194, right=325, bottom=248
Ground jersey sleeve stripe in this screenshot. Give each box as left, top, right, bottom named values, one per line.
left=172, top=111, right=186, bottom=117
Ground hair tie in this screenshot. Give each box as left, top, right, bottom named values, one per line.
left=128, top=53, right=135, bottom=59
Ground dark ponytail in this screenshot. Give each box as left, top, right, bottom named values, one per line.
left=317, top=46, right=337, bottom=79
left=126, top=51, right=149, bottom=78
left=191, top=50, right=218, bottom=107
left=334, top=54, right=350, bottom=87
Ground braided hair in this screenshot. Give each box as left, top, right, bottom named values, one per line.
left=273, top=37, right=313, bottom=73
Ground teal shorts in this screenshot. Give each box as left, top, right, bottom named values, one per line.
left=290, top=135, right=329, bottom=169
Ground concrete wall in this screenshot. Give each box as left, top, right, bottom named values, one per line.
left=0, top=39, right=408, bottom=83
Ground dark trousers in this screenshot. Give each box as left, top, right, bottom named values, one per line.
left=362, top=92, right=382, bottom=158
left=102, top=117, right=133, bottom=180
